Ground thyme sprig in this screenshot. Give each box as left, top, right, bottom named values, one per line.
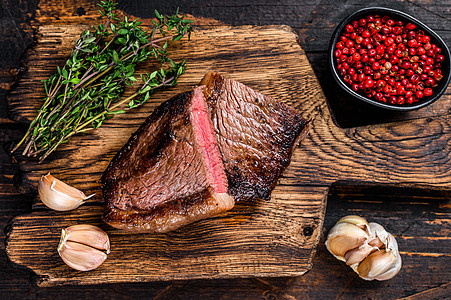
left=12, top=0, right=193, bottom=162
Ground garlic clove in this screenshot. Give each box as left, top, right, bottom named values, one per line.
left=373, top=249, right=402, bottom=279
left=337, top=215, right=370, bottom=232
left=355, top=232, right=401, bottom=281
left=344, top=242, right=377, bottom=266
left=373, top=232, right=402, bottom=281
left=385, top=232, right=399, bottom=253
left=64, top=225, right=110, bottom=253
left=58, top=240, right=108, bottom=272
left=367, top=235, right=384, bottom=248
left=57, top=225, right=110, bottom=271
left=326, top=222, right=369, bottom=261
left=38, top=173, right=94, bottom=211
left=356, top=249, right=397, bottom=280
left=373, top=254, right=402, bottom=281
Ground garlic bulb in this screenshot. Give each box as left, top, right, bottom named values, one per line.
left=38, top=173, right=94, bottom=211
left=58, top=224, right=110, bottom=271
left=326, top=215, right=402, bottom=281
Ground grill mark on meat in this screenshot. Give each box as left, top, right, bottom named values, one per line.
left=214, top=102, right=284, bottom=161
left=215, top=83, right=286, bottom=159
left=199, top=72, right=308, bottom=202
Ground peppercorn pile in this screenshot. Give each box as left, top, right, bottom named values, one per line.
left=334, top=14, right=445, bottom=106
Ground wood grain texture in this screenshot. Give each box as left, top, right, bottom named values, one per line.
left=1, top=0, right=450, bottom=297
left=7, top=185, right=327, bottom=286
left=6, top=25, right=328, bottom=286
left=167, top=185, right=451, bottom=299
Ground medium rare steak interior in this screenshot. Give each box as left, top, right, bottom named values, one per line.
left=102, top=72, right=308, bottom=233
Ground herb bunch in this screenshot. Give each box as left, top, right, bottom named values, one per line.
left=12, top=0, right=193, bottom=162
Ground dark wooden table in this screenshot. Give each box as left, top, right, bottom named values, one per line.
left=1, top=0, right=450, bottom=298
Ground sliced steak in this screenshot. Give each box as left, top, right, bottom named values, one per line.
left=102, top=72, right=308, bottom=233
left=102, top=87, right=234, bottom=233
left=200, top=72, right=309, bottom=202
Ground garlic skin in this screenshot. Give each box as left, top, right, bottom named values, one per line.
left=58, top=224, right=110, bottom=271
left=326, top=215, right=402, bottom=281
left=38, top=173, right=94, bottom=211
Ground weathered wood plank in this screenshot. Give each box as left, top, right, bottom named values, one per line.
left=6, top=185, right=328, bottom=286
left=2, top=0, right=451, bottom=296
left=284, top=112, right=451, bottom=188
left=116, top=0, right=322, bottom=27
left=285, top=184, right=451, bottom=299
left=6, top=24, right=451, bottom=286
left=6, top=25, right=328, bottom=286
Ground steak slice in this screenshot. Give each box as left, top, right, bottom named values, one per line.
left=200, top=72, right=309, bottom=202
left=102, top=86, right=234, bottom=233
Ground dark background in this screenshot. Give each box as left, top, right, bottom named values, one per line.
left=0, top=0, right=450, bottom=298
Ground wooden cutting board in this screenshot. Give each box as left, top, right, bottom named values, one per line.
left=5, top=25, right=451, bottom=287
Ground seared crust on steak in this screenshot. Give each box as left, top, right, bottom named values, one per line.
left=104, top=188, right=233, bottom=232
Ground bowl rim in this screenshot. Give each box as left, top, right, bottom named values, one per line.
left=329, top=6, right=451, bottom=111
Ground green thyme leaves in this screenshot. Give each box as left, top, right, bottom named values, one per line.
left=12, top=0, right=193, bottom=162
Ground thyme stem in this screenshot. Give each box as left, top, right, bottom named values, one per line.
left=12, top=0, right=193, bottom=162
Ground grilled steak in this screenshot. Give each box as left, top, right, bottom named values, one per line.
left=102, top=72, right=308, bottom=233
